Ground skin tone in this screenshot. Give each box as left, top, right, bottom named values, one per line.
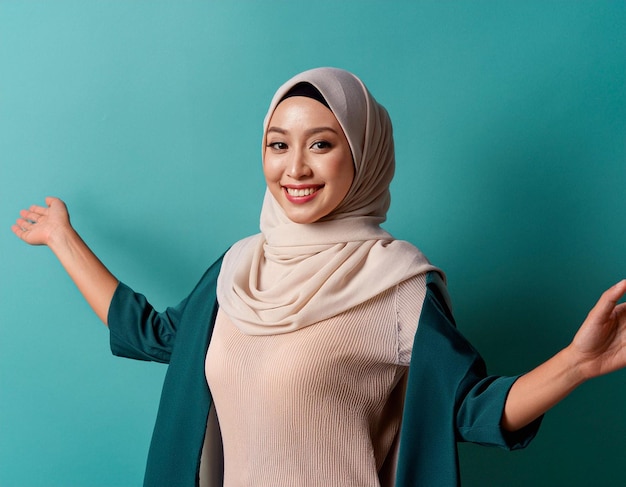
left=12, top=197, right=118, bottom=325
left=11, top=97, right=626, bottom=435
left=503, top=280, right=626, bottom=430
left=264, top=96, right=354, bottom=224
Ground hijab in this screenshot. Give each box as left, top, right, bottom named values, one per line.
left=217, top=67, right=439, bottom=335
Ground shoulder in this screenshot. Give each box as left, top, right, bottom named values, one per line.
left=396, top=270, right=451, bottom=365
left=396, top=272, right=429, bottom=366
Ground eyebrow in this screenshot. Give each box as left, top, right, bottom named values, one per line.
left=266, top=126, right=340, bottom=136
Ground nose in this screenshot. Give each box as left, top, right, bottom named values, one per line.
left=286, top=149, right=312, bottom=179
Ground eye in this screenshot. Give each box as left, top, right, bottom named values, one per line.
left=267, top=141, right=287, bottom=151
left=311, top=140, right=332, bottom=151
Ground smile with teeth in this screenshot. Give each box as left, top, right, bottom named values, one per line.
left=284, top=186, right=322, bottom=197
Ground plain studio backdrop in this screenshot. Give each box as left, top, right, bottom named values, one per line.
left=1, top=2, right=625, bottom=486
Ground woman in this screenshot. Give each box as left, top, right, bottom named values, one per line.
left=12, top=67, right=626, bottom=487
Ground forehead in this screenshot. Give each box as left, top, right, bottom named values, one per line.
left=267, top=96, right=339, bottom=129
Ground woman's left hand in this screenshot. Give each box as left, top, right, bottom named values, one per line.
left=503, top=280, right=626, bottom=432
left=569, top=279, right=626, bottom=380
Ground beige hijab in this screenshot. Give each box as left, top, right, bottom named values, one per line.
left=217, top=67, right=438, bottom=335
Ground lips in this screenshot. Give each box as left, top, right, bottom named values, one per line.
left=283, top=185, right=323, bottom=203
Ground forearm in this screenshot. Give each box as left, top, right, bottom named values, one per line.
left=504, top=280, right=626, bottom=432
left=48, top=227, right=119, bottom=325
left=502, top=346, right=585, bottom=431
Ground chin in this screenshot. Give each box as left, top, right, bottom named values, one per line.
left=286, top=215, right=318, bottom=225
left=283, top=210, right=326, bottom=225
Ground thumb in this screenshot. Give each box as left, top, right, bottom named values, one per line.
left=592, top=280, right=626, bottom=320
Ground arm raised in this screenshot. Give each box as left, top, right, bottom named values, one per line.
left=502, top=280, right=626, bottom=431
left=12, top=196, right=119, bottom=325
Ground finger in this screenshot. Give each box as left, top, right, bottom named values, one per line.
left=591, top=280, right=626, bottom=319
left=27, top=204, right=49, bottom=216
left=11, top=221, right=30, bottom=240
left=605, top=280, right=626, bottom=304
left=14, top=217, right=33, bottom=232
left=20, top=210, right=43, bottom=224
left=20, top=209, right=44, bottom=224
left=11, top=223, right=22, bottom=236
left=45, top=196, right=58, bottom=207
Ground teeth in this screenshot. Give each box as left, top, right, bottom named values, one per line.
left=286, top=187, right=317, bottom=197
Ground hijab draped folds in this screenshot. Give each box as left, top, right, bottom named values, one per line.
left=217, top=67, right=439, bottom=335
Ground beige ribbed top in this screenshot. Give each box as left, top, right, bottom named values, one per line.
left=204, top=274, right=426, bottom=486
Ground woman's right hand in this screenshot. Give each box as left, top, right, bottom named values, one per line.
left=12, top=196, right=118, bottom=325
left=12, top=196, right=73, bottom=248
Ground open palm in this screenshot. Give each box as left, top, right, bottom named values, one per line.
left=12, top=196, right=71, bottom=247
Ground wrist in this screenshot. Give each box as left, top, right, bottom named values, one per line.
left=47, top=223, right=81, bottom=256
left=560, top=344, right=590, bottom=387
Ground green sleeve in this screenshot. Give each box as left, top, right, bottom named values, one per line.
left=107, top=282, right=189, bottom=364
left=396, top=272, right=541, bottom=486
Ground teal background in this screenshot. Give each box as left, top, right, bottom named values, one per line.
left=1, top=1, right=625, bottom=485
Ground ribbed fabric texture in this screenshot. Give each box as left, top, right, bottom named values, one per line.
left=204, top=274, right=426, bottom=486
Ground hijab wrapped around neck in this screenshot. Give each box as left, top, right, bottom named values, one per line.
left=217, top=67, right=439, bottom=335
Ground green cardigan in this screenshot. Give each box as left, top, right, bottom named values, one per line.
left=108, top=255, right=540, bottom=487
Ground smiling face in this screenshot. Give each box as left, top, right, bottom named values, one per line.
left=263, top=96, right=355, bottom=224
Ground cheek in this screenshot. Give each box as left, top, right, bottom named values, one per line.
left=262, top=154, right=279, bottom=183
left=334, top=154, right=355, bottom=194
